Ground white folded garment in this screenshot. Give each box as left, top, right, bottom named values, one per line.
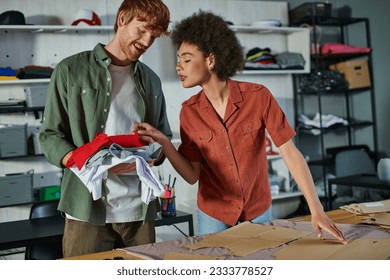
left=71, top=151, right=164, bottom=203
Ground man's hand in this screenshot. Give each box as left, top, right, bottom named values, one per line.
left=109, top=162, right=136, bottom=174
left=108, top=160, right=155, bottom=174
left=62, top=151, right=73, bottom=167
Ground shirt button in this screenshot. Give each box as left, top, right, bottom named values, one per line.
left=106, top=92, right=110, bottom=96
left=82, top=89, right=86, bottom=93
left=101, top=196, right=106, bottom=200
left=101, top=125, right=104, bottom=129
left=107, top=77, right=111, bottom=82
left=225, top=146, right=229, bottom=151
left=103, top=108, right=108, bottom=113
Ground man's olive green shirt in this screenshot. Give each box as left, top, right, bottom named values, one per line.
left=39, top=43, right=172, bottom=225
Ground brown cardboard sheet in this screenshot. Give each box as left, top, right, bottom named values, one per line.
left=273, top=236, right=390, bottom=260
left=361, top=212, right=390, bottom=226
left=123, top=220, right=390, bottom=260
left=273, top=237, right=345, bottom=260
left=164, top=252, right=223, bottom=260
left=380, top=225, right=390, bottom=230
left=185, top=222, right=311, bottom=256
left=340, top=199, right=390, bottom=214
left=327, top=238, right=390, bottom=260
left=361, top=212, right=390, bottom=232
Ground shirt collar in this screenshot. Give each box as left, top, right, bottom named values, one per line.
left=94, top=43, right=109, bottom=62
left=198, top=79, right=243, bottom=109
left=93, top=43, right=139, bottom=73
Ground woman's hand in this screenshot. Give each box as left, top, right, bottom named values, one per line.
left=132, top=122, right=170, bottom=145
left=133, top=122, right=201, bottom=184
left=278, top=140, right=347, bottom=244
left=311, top=210, right=347, bottom=244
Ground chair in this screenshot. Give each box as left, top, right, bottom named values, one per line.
left=25, top=200, right=63, bottom=260
left=334, top=149, right=382, bottom=207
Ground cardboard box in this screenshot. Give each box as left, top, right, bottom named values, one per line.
left=0, top=172, right=33, bottom=206
left=0, top=123, right=27, bottom=158
left=329, top=60, right=371, bottom=89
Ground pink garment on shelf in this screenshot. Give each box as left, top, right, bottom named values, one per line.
left=321, top=42, right=371, bottom=55
left=66, top=133, right=145, bottom=170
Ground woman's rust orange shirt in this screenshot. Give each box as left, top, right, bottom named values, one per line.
left=178, top=79, right=296, bottom=226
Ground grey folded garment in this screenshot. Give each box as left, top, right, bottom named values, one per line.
left=85, top=142, right=163, bottom=168
left=275, top=52, right=305, bottom=69
left=125, top=142, right=163, bottom=161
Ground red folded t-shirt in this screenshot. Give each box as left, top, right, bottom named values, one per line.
left=66, top=133, right=145, bottom=170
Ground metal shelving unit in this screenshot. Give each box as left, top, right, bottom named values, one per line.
left=291, top=17, right=378, bottom=206
left=0, top=25, right=113, bottom=208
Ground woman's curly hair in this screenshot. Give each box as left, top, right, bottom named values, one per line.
left=170, top=11, right=245, bottom=81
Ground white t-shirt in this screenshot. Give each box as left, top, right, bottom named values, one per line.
left=103, top=63, right=145, bottom=223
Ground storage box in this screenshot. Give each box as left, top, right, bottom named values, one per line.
left=29, top=125, right=43, bottom=155
left=289, top=2, right=332, bottom=24
left=24, top=85, right=48, bottom=107
left=0, top=172, right=33, bottom=206
left=0, top=123, right=27, bottom=158
left=33, top=171, right=62, bottom=188
left=329, top=60, right=371, bottom=89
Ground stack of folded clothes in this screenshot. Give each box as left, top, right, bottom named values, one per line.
left=68, top=133, right=165, bottom=204
left=275, top=52, right=305, bottom=70
left=17, top=65, right=54, bottom=79
left=244, top=47, right=279, bottom=70
left=0, top=66, right=18, bottom=80
left=321, top=42, right=371, bottom=55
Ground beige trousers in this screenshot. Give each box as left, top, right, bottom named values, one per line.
left=62, top=218, right=155, bottom=258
